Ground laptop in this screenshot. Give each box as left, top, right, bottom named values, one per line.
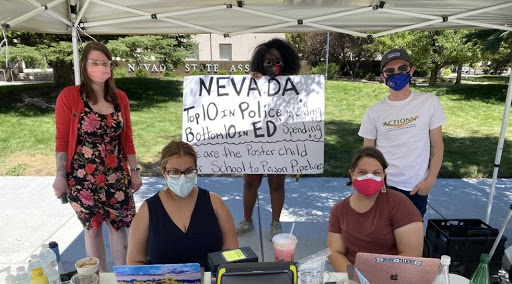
left=351, top=253, right=440, bottom=284
left=113, top=263, right=202, bottom=284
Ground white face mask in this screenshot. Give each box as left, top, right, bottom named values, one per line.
left=165, top=174, right=197, bottom=198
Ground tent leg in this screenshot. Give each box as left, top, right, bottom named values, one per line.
left=70, top=0, right=80, bottom=85
left=71, top=27, right=80, bottom=85
left=1, top=27, right=7, bottom=70
left=325, top=32, right=330, bottom=80
left=485, top=71, right=512, bottom=223
left=209, top=34, right=213, bottom=75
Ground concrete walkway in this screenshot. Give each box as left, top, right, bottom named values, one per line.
left=1, top=176, right=512, bottom=280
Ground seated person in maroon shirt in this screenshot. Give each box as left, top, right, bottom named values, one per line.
left=327, top=147, right=423, bottom=272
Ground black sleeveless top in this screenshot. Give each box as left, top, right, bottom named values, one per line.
left=146, top=187, right=223, bottom=269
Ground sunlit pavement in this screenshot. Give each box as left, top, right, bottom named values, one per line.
left=1, top=176, right=512, bottom=282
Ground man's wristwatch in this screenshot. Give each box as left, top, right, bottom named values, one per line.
left=130, top=167, right=141, bottom=172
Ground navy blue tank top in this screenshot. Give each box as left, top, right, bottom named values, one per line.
left=146, top=187, right=223, bottom=269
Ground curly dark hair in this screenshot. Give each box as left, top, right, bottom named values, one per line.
left=250, top=38, right=301, bottom=75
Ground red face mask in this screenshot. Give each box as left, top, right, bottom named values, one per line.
left=274, top=65, right=281, bottom=76
left=352, top=174, right=384, bottom=197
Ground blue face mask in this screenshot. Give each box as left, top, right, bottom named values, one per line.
left=385, top=73, right=410, bottom=91
left=166, top=174, right=197, bottom=198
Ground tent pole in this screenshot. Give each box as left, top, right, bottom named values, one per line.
left=485, top=71, right=512, bottom=223
left=209, top=34, right=213, bottom=75
left=325, top=32, right=330, bottom=80
left=71, top=27, right=80, bottom=85
left=70, top=0, right=80, bottom=85
left=1, top=27, right=7, bottom=70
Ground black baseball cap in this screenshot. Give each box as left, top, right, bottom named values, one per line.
left=380, top=48, right=412, bottom=71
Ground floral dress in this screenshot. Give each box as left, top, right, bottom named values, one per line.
left=67, top=97, right=135, bottom=230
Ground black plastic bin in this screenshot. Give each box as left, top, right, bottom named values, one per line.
left=425, top=219, right=507, bottom=279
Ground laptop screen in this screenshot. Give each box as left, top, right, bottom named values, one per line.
left=352, top=253, right=440, bottom=284
left=113, top=263, right=202, bottom=284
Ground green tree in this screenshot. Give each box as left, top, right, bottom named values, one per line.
left=40, top=41, right=74, bottom=86
left=289, top=32, right=373, bottom=79
left=436, top=30, right=480, bottom=84
left=107, top=35, right=195, bottom=69
left=466, top=30, right=512, bottom=74
left=0, top=44, right=46, bottom=68
left=367, top=30, right=432, bottom=77
left=285, top=33, right=305, bottom=56
left=3, top=31, right=194, bottom=85
left=369, top=30, right=480, bottom=85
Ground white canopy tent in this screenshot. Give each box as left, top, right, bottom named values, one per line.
left=1, top=0, right=512, bottom=223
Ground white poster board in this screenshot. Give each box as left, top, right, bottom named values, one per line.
left=182, top=75, right=324, bottom=174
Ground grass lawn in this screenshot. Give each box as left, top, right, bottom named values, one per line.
left=1, top=76, right=511, bottom=177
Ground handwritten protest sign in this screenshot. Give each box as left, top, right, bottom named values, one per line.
left=182, top=75, right=324, bottom=174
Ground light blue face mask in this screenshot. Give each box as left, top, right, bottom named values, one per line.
left=385, top=73, right=411, bottom=91
left=166, top=174, right=197, bottom=198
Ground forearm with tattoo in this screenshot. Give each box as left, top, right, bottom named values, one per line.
left=56, top=152, right=68, bottom=178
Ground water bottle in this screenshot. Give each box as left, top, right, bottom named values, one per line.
left=30, top=268, right=48, bottom=284
left=433, top=255, right=451, bottom=284
left=42, top=264, right=60, bottom=284
left=27, top=255, right=43, bottom=274
left=469, top=253, right=490, bottom=284
left=48, top=242, right=64, bottom=274
left=39, top=244, right=58, bottom=271
left=4, top=268, right=16, bottom=284
left=48, top=242, right=60, bottom=263
left=15, top=266, right=31, bottom=284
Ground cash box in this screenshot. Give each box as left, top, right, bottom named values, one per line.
left=207, top=246, right=258, bottom=275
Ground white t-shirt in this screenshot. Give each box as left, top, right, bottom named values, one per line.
left=358, top=91, right=446, bottom=191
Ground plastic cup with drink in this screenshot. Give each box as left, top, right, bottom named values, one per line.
left=272, top=223, right=298, bottom=262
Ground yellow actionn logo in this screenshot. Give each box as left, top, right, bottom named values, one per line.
left=383, top=115, right=419, bottom=127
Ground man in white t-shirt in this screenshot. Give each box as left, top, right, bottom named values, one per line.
left=358, top=48, right=446, bottom=217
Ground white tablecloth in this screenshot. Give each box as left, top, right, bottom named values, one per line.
left=100, top=272, right=212, bottom=284
left=100, top=271, right=468, bottom=284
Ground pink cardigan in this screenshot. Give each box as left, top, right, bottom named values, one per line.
left=55, top=85, right=136, bottom=172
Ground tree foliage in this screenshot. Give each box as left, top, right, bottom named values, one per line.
left=292, top=29, right=483, bottom=85
left=0, top=44, right=46, bottom=69
left=106, top=35, right=195, bottom=67
left=466, top=30, right=512, bottom=74
left=2, top=31, right=194, bottom=85
left=288, top=32, right=375, bottom=79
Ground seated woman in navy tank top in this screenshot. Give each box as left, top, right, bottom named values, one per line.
left=127, top=141, right=239, bottom=269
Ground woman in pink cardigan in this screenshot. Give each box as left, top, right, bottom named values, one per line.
left=53, top=42, right=142, bottom=271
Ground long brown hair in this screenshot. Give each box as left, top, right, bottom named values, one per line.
left=80, top=42, right=118, bottom=105
left=346, top=147, right=388, bottom=187
left=160, top=141, right=198, bottom=170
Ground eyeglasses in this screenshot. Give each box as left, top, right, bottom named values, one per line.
left=87, top=59, right=112, bottom=68
left=382, top=64, right=411, bottom=77
left=264, top=59, right=283, bottom=66
left=165, top=168, right=198, bottom=180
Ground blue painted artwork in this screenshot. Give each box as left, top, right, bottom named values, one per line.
left=113, top=263, right=201, bottom=284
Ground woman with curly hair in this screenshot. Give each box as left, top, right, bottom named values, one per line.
left=236, top=38, right=301, bottom=241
